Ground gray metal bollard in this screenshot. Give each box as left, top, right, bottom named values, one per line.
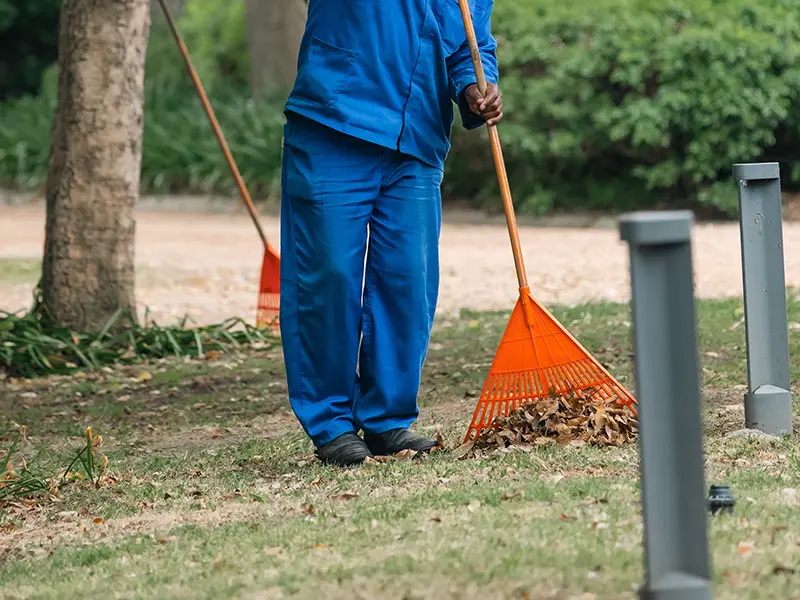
left=733, top=162, right=793, bottom=437
left=619, top=211, right=712, bottom=600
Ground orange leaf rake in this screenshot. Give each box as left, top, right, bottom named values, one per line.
left=456, top=0, right=637, bottom=442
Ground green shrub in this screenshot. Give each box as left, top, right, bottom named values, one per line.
left=452, top=0, right=800, bottom=215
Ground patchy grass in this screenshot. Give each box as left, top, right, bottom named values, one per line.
left=0, top=259, right=40, bottom=285
left=1, top=295, right=800, bottom=599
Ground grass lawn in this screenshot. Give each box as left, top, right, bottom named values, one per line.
left=1, top=296, right=800, bottom=599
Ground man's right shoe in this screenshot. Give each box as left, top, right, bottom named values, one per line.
left=315, top=432, right=373, bottom=467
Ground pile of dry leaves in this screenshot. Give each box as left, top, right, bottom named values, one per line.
left=464, top=391, right=638, bottom=455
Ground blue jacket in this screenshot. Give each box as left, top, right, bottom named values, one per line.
left=284, top=0, right=499, bottom=170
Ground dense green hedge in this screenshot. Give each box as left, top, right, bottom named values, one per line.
left=2, top=0, right=800, bottom=216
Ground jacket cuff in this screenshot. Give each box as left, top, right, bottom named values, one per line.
left=457, top=84, right=484, bottom=130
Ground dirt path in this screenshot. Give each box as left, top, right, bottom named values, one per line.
left=2, top=204, right=799, bottom=325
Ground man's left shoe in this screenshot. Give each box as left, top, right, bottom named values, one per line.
left=364, top=428, right=440, bottom=456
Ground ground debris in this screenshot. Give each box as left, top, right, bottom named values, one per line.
left=468, top=390, right=638, bottom=454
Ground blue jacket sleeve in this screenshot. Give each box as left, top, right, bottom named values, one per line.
left=446, top=1, right=499, bottom=131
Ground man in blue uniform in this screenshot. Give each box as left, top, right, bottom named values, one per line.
left=280, top=0, right=502, bottom=466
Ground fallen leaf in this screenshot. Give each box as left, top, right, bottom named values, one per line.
left=394, top=449, right=418, bottom=460
left=453, top=440, right=475, bottom=459
left=223, top=491, right=245, bottom=500
left=135, top=371, right=152, bottom=382
left=205, top=351, right=221, bottom=361
left=159, top=536, right=177, bottom=544
left=92, top=517, right=105, bottom=525
left=430, top=517, right=442, bottom=523
left=310, top=476, right=323, bottom=487
left=304, top=504, right=315, bottom=515
left=330, top=492, right=359, bottom=501
left=502, top=490, right=522, bottom=501
left=738, top=541, right=754, bottom=558
left=467, top=391, right=637, bottom=454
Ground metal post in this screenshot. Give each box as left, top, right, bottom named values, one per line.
left=619, top=211, right=712, bottom=600
left=733, top=162, right=793, bottom=437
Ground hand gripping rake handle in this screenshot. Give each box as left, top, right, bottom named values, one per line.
left=457, top=0, right=528, bottom=290
left=156, top=0, right=274, bottom=253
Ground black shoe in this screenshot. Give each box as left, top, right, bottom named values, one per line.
left=364, top=428, right=440, bottom=456
left=315, top=432, right=373, bottom=467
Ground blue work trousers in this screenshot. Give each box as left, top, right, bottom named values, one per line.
left=279, top=113, right=443, bottom=447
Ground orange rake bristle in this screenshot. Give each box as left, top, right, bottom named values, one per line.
left=256, top=244, right=280, bottom=328
left=463, top=287, right=637, bottom=442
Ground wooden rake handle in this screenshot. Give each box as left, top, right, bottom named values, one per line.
left=457, top=0, right=528, bottom=290
left=156, top=0, right=272, bottom=252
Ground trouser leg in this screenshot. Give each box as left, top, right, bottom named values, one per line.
left=354, top=153, right=443, bottom=434
left=279, top=114, right=380, bottom=447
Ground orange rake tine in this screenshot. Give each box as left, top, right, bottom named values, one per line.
left=456, top=0, right=637, bottom=443
left=256, top=243, right=281, bottom=328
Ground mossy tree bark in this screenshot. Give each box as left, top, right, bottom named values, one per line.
left=42, top=0, right=150, bottom=332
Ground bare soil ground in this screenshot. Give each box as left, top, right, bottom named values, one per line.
left=3, top=203, right=800, bottom=325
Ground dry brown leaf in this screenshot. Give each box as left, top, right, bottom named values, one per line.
left=453, top=440, right=475, bottom=459
left=331, top=492, right=359, bottom=501
left=394, top=449, right=418, bottom=461
left=465, top=391, right=637, bottom=457
left=92, top=517, right=105, bottom=525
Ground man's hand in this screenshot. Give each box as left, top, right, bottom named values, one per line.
left=464, top=82, right=503, bottom=126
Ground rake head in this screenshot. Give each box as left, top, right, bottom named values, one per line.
left=464, top=287, right=636, bottom=442
left=256, top=245, right=280, bottom=328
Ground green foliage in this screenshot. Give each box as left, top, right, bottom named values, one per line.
left=4, top=0, right=800, bottom=216
left=0, top=293, right=278, bottom=378
left=467, top=0, right=800, bottom=215
left=0, top=0, right=60, bottom=101
left=148, top=0, right=249, bottom=97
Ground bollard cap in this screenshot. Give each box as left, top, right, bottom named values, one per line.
left=733, top=162, right=779, bottom=182
left=618, top=210, right=693, bottom=247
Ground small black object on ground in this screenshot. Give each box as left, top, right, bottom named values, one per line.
left=707, top=484, right=736, bottom=515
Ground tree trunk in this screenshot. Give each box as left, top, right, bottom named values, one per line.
left=42, top=0, right=150, bottom=332
left=244, top=0, right=306, bottom=97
